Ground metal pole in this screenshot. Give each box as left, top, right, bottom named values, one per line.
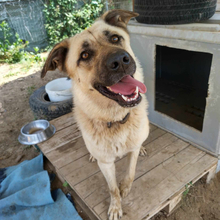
left=106, top=0, right=108, bottom=11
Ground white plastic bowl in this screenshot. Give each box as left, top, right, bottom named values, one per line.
left=45, top=78, right=73, bottom=102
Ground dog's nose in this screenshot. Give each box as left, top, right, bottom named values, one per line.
left=107, top=51, right=131, bottom=71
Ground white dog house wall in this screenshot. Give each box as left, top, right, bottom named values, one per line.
left=128, top=18, right=220, bottom=158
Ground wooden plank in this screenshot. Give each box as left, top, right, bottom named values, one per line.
left=95, top=145, right=205, bottom=217
left=38, top=113, right=218, bottom=220
left=59, top=154, right=91, bottom=177
left=135, top=139, right=189, bottom=178
left=149, top=123, right=157, bottom=132
left=146, top=190, right=183, bottom=220
left=99, top=152, right=217, bottom=220
left=46, top=137, right=88, bottom=169
left=143, top=132, right=178, bottom=155
left=164, top=191, right=182, bottom=215
left=67, top=185, right=100, bottom=220
left=160, top=163, right=218, bottom=219
left=45, top=156, right=99, bottom=220
left=46, top=137, right=85, bottom=163
left=85, top=139, right=189, bottom=209
left=143, top=128, right=166, bottom=145
left=149, top=162, right=217, bottom=220
left=65, top=155, right=100, bottom=186
left=64, top=128, right=166, bottom=191
left=74, top=133, right=178, bottom=199
left=50, top=112, right=74, bottom=131
left=38, top=122, right=81, bottom=153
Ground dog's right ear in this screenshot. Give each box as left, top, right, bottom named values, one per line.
left=41, top=39, right=69, bottom=78
left=101, top=9, right=139, bottom=30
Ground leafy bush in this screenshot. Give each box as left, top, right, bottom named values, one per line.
left=0, top=21, right=28, bottom=63
left=0, top=21, right=42, bottom=64
left=43, top=0, right=104, bottom=47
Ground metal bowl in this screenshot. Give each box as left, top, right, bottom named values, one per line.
left=18, top=120, right=56, bottom=145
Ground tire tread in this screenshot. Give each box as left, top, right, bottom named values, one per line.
left=29, top=86, right=73, bottom=121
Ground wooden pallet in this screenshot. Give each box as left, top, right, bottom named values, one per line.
left=38, top=113, right=217, bottom=220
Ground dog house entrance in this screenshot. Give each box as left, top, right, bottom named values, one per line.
left=155, top=45, right=213, bottom=131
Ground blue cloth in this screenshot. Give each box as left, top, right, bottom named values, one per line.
left=0, top=154, right=82, bottom=220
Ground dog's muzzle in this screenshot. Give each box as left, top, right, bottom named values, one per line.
left=94, top=49, right=147, bottom=108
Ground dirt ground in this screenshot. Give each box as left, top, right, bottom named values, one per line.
left=0, top=63, right=220, bottom=220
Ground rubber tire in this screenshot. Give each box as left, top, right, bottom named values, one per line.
left=134, top=0, right=217, bottom=24
left=29, top=86, right=73, bottom=121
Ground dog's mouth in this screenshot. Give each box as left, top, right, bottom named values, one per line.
left=95, top=75, right=147, bottom=107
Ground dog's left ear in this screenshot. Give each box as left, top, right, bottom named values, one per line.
left=41, top=39, right=69, bottom=78
left=101, top=9, right=139, bottom=30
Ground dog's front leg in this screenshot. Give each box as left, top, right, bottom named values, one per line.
left=98, top=161, right=122, bottom=220
left=119, top=148, right=139, bottom=198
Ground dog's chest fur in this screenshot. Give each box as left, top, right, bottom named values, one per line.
left=74, top=98, right=149, bottom=162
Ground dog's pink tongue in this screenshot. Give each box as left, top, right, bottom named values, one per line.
left=109, top=75, right=147, bottom=95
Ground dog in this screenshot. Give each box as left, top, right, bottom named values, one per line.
left=41, top=9, right=149, bottom=220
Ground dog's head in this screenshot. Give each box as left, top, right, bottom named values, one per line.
left=41, top=10, right=146, bottom=108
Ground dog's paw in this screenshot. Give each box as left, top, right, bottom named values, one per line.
left=108, top=202, right=123, bottom=220
left=89, top=154, right=96, bottom=162
left=119, top=180, right=132, bottom=198
left=139, top=146, right=147, bottom=157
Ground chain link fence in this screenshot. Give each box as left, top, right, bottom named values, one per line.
left=0, top=0, right=132, bottom=51
left=0, top=0, right=47, bottom=51
left=105, top=0, right=132, bottom=11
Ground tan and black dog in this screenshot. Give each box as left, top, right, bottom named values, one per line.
left=41, top=9, right=149, bottom=220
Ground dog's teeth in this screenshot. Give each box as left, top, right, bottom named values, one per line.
left=122, top=95, right=128, bottom=101
left=107, top=86, right=112, bottom=91
left=122, top=91, right=139, bottom=102
left=135, top=92, right=139, bottom=99
left=135, top=86, right=139, bottom=94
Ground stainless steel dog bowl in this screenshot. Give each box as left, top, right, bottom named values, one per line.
left=18, top=120, right=56, bottom=145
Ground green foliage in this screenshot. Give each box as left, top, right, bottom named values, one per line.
left=3, top=71, right=19, bottom=78
left=183, top=181, right=193, bottom=197
left=27, top=86, right=36, bottom=95
left=63, top=181, right=69, bottom=188
left=43, top=0, right=104, bottom=46
left=0, top=21, right=43, bottom=64
left=0, top=21, right=28, bottom=63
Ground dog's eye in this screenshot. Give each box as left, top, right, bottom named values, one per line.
left=81, top=52, right=89, bottom=59
left=111, top=35, right=119, bottom=43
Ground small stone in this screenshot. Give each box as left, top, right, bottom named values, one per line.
left=18, top=78, right=23, bottom=81
left=0, top=108, right=5, bottom=113
left=15, top=154, right=24, bottom=163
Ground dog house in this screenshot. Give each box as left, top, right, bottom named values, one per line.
left=128, top=19, right=220, bottom=158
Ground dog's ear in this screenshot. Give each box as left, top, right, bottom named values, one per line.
left=101, top=9, right=139, bottom=30
left=41, top=39, right=69, bottom=78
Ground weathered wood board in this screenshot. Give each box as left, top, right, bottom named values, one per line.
left=38, top=113, right=217, bottom=220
